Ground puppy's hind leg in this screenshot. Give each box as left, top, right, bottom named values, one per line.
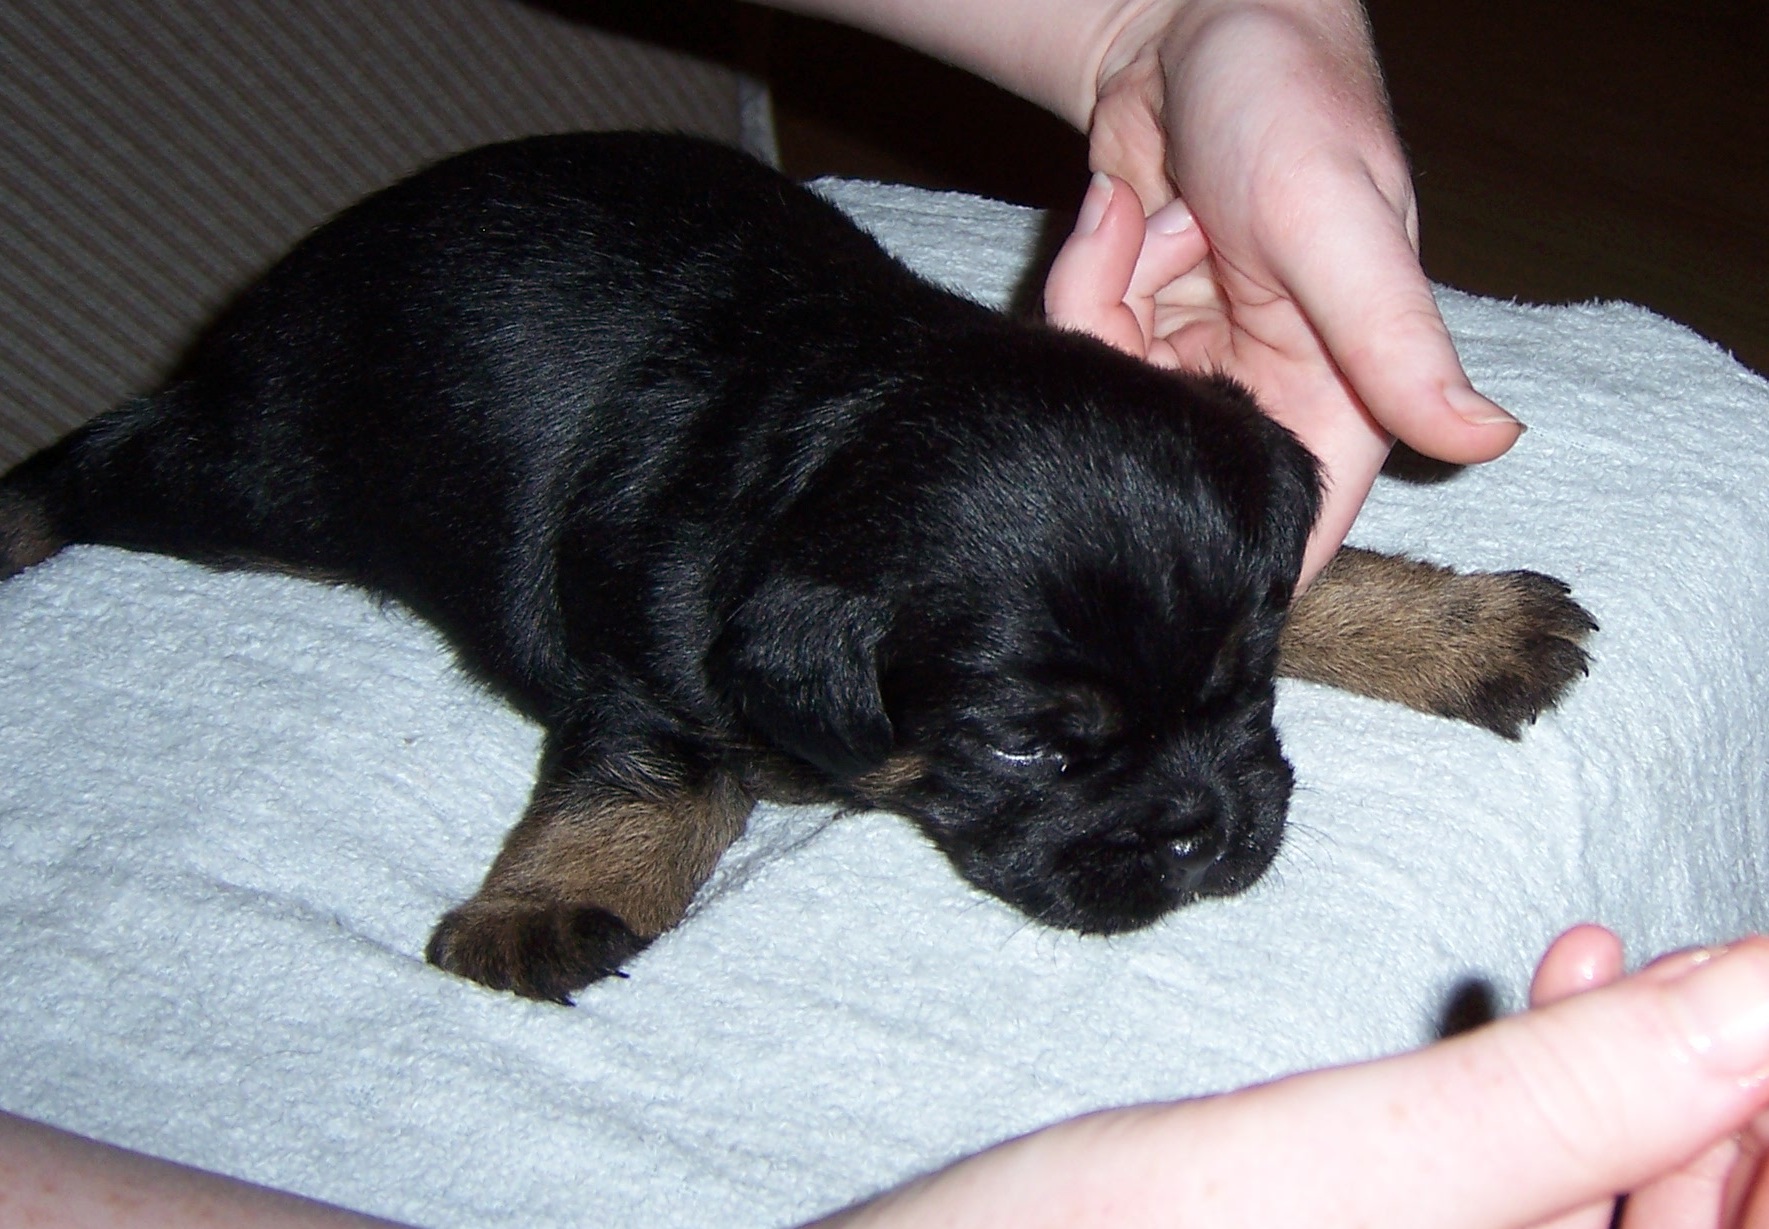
left=426, top=727, right=755, bottom=1003
left=0, top=482, right=64, bottom=578
left=0, top=434, right=82, bottom=578
left=0, top=391, right=222, bottom=578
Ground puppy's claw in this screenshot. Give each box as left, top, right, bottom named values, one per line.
left=1495, top=569, right=1600, bottom=636
left=425, top=899, right=649, bottom=1004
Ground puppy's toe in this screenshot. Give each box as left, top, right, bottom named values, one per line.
left=1445, top=570, right=1597, bottom=738
left=1494, top=569, right=1600, bottom=639
left=425, top=898, right=650, bottom=1004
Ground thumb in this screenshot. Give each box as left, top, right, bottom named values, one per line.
left=1280, top=172, right=1525, bottom=466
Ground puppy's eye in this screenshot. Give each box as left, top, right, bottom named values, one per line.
left=988, top=743, right=1067, bottom=772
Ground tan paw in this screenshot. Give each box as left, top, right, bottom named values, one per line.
left=1281, top=549, right=1597, bottom=738
left=425, top=898, right=649, bottom=1004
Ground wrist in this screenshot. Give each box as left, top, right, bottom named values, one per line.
left=1126, top=0, right=1391, bottom=124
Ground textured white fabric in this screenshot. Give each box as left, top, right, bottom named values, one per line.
left=2, top=180, right=1767, bottom=1229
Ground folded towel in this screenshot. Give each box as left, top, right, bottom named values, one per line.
left=1, top=179, right=1766, bottom=1229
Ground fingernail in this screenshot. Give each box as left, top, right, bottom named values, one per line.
left=1645, top=944, right=1728, bottom=980
left=1670, top=946, right=1769, bottom=1076
left=1076, top=172, right=1112, bottom=238
left=1446, top=384, right=1525, bottom=431
left=1148, top=198, right=1193, bottom=235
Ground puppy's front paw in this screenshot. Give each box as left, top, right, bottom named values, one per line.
left=1447, top=569, right=1597, bottom=737
left=425, top=898, right=650, bottom=1004
left=1281, top=548, right=1597, bottom=738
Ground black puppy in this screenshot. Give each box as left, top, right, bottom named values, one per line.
left=0, top=133, right=1592, bottom=1003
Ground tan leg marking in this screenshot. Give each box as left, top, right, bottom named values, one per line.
left=427, top=763, right=753, bottom=1001
left=848, top=752, right=929, bottom=802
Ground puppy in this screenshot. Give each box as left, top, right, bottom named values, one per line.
left=0, top=132, right=1594, bottom=1003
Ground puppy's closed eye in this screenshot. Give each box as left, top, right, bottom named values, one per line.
left=987, top=742, right=1066, bottom=771
left=973, top=681, right=1121, bottom=772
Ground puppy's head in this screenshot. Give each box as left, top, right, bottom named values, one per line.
left=716, top=332, right=1319, bottom=933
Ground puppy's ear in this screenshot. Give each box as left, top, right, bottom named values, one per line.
left=712, top=575, right=894, bottom=780
left=1189, top=372, right=1322, bottom=588
left=1262, top=426, right=1324, bottom=590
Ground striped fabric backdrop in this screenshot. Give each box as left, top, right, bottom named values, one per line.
left=0, top=0, right=757, bottom=466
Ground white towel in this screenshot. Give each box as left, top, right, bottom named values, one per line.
left=2, top=179, right=1766, bottom=1229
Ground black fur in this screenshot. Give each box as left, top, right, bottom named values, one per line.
left=1, top=133, right=1320, bottom=989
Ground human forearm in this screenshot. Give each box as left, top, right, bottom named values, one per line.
left=0, top=1111, right=412, bottom=1229
left=754, top=0, right=1153, bottom=129
left=754, top=0, right=1384, bottom=137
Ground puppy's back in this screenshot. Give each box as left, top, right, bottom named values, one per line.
left=0, top=134, right=975, bottom=707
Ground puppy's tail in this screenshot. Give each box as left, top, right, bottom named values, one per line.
left=0, top=393, right=166, bottom=581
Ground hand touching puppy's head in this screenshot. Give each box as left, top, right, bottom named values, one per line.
left=716, top=334, right=1320, bottom=933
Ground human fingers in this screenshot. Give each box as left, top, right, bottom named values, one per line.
left=1730, top=1146, right=1769, bottom=1227
left=1618, top=1137, right=1745, bottom=1229
left=1617, top=948, right=1769, bottom=1229
left=1044, top=173, right=1215, bottom=360
left=1271, top=164, right=1524, bottom=468
left=1528, top=927, right=1629, bottom=1229
left=1126, top=199, right=1206, bottom=303
left=1531, top=925, right=1628, bottom=1008
left=1168, top=938, right=1769, bottom=1228
left=1043, top=173, right=1152, bottom=358
left=826, top=940, right=1769, bottom=1229
left=1528, top=936, right=1769, bottom=1229
left=1251, top=169, right=1514, bottom=582
left=1283, top=391, right=1392, bottom=588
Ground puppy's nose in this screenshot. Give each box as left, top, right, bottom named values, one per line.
left=1156, top=795, right=1225, bottom=893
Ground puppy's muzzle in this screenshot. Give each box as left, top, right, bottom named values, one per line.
left=1043, top=784, right=1236, bottom=928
